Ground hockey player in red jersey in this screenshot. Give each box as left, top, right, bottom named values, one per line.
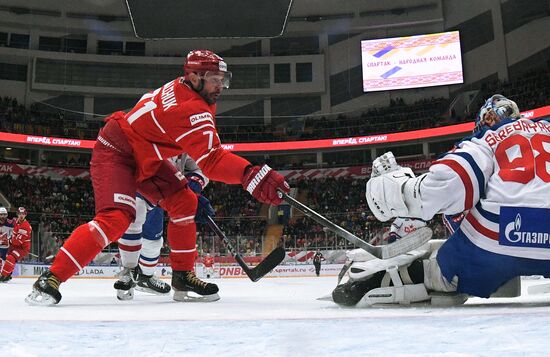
left=1, top=207, right=32, bottom=282
left=203, top=253, right=215, bottom=279
left=26, top=49, right=290, bottom=305
left=203, top=254, right=214, bottom=268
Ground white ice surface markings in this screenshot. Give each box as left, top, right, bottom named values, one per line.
left=2, top=277, right=550, bottom=356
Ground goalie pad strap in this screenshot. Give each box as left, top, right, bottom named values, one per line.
left=398, top=265, right=414, bottom=285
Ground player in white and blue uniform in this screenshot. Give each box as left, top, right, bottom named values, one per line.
left=0, top=207, right=14, bottom=268
left=114, top=154, right=214, bottom=300
left=333, top=95, right=550, bottom=306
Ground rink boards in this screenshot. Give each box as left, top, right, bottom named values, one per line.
left=14, top=262, right=344, bottom=279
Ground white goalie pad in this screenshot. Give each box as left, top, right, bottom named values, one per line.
left=356, top=262, right=430, bottom=306
left=359, top=282, right=430, bottom=306
left=347, top=245, right=430, bottom=282
left=338, top=241, right=463, bottom=306
left=345, top=248, right=377, bottom=263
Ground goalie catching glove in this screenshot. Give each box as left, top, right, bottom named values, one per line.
left=366, top=152, right=426, bottom=222
left=242, top=164, right=290, bottom=205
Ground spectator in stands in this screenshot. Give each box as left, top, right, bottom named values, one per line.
left=2, top=69, right=548, bottom=144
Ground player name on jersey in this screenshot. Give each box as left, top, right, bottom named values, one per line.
left=161, top=81, right=177, bottom=111
left=485, top=119, right=550, bottom=147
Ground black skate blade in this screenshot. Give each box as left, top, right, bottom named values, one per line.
left=247, top=246, right=285, bottom=282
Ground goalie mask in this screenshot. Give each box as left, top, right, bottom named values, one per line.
left=474, top=94, right=520, bottom=134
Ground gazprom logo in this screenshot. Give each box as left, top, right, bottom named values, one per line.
left=504, top=214, right=522, bottom=243
left=500, top=208, right=550, bottom=247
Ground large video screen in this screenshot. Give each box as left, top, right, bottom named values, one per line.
left=361, top=31, right=463, bottom=92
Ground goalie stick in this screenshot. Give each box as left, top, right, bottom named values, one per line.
left=278, top=191, right=432, bottom=259
left=206, top=216, right=285, bottom=282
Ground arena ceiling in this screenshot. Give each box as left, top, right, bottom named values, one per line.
left=0, top=0, right=443, bottom=37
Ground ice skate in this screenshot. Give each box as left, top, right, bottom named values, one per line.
left=25, top=270, right=62, bottom=306
left=114, top=267, right=137, bottom=301
left=0, top=274, right=12, bottom=283
left=172, top=270, right=219, bottom=302
left=135, top=266, right=171, bottom=295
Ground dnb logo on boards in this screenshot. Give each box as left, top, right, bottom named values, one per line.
left=499, top=207, right=550, bottom=248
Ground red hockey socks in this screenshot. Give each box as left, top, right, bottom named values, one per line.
left=50, top=223, right=105, bottom=282
left=50, top=210, right=132, bottom=282
left=167, top=221, right=197, bottom=271
left=1, top=254, right=15, bottom=276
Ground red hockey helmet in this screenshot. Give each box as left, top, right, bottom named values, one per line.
left=184, top=50, right=231, bottom=88
left=184, top=50, right=227, bottom=74
left=17, top=206, right=27, bottom=216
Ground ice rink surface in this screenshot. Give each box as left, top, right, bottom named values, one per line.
left=2, top=276, right=550, bottom=356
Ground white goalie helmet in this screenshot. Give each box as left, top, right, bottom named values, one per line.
left=474, top=94, right=520, bottom=134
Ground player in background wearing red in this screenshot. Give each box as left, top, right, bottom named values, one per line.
left=26, top=49, right=290, bottom=305
left=1, top=207, right=32, bottom=282
left=203, top=253, right=215, bottom=279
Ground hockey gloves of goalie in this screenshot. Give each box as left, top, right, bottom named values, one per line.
left=366, top=165, right=425, bottom=222
left=242, top=164, right=290, bottom=205
left=371, top=151, right=399, bottom=178
left=186, top=173, right=215, bottom=224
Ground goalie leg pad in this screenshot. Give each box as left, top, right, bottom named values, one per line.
left=359, top=283, right=430, bottom=306
left=347, top=245, right=430, bottom=281
left=358, top=261, right=430, bottom=306
left=333, top=247, right=430, bottom=307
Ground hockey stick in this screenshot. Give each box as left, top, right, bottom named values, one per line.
left=206, top=216, right=285, bottom=282
left=278, top=191, right=432, bottom=259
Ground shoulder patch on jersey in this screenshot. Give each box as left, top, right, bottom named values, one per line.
left=189, top=112, right=214, bottom=126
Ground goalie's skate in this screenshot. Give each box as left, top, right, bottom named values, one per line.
left=172, top=270, right=219, bottom=302
left=25, top=270, right=62, bottom=306
left=135, top=266, right=171, bottom=295
left=114, top=267, right=136, bottom=301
